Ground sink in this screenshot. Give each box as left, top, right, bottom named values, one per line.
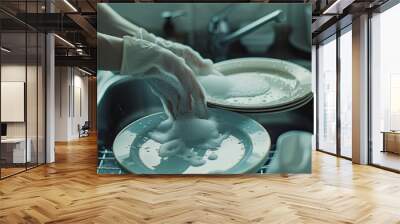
left=97, top=70, right=313, bottom=150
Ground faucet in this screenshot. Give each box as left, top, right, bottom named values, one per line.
left=208, top=7, right=285, bottom=60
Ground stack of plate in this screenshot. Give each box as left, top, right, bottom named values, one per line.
left=206, top=57, right=312, bottom=113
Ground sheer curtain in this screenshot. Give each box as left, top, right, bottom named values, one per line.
left=317, top=37, right=337, bottom=154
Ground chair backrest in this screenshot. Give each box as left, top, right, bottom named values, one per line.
left=267, top=131, right=312, bottom=173
left=82, top=121, right=90, bottom=129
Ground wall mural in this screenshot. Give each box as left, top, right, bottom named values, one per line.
left=97, top=3, right=313, bottom=175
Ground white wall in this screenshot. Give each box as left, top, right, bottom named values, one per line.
left=1, top=82, right=25, bottom=122
left=54, top=67, right=89, bottom=141
left=1, top=63, right=46, bottom=164
left=55, top=67, right=69, bottom=141
left=1, top=65, right=26, bottom=140
left=1, top=64, right=34, bottom=137
left=71, top=73, right=89, bottom=138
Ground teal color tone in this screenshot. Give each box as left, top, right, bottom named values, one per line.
left=112, top=108, right=271, bottom=174
left=267, top=131, right=312, bottom=173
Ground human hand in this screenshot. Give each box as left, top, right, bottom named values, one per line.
left=120, top=36, right=207, bottom=119
left=135, top=29, right=223, bottom=77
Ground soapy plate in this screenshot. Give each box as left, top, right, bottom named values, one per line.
left=112, top=108, right=271, bottom=174
left=208, top=58, right=312, bottom=111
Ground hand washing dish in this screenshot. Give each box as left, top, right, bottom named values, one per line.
left=199, top=58, right=312, bottom=112
left=112, top=108, right=271, bottom=174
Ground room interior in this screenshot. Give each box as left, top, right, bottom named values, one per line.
left=0, top=0, right=400, bottom=223
left=1, top=29, right=46, bottom=177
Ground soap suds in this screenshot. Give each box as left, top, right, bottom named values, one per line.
left=199, top=73, right=271, bottom=99
left=199, top=72, right=301, bottom=107
left=144, top=70, right=281, bottom=167
left=147, top=114, right=229, bottom=166
left=208, top=152, right=218, bottom=160
left=145, top=73, right=228, bottom=167
left=138, top=134, right=246, bottom=173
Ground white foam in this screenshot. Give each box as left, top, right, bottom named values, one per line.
left=144, top=68, right=230, bottom=167
left=208, top=152, right=218, bottom=160
left=198, top=72, right=271, bottom=99
left=148, top=115, right=219, bottom=145
left=139, top=134, right=246, bottom=173
left=199, top=72, right=300, bottom=107
left=147, top=114, right=229, bottom=167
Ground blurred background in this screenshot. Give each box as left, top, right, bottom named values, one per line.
left=107, top=3, right=311, bottom=69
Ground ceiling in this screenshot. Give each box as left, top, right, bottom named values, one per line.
left=311, top=0, right=390, bottom=43
left=0, top=0, right=99, bottom=72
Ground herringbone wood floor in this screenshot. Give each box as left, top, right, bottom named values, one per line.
left=1, top=135, right=400, bottom=224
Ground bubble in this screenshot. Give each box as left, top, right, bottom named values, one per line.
left=199, top=73, right=271, bottom=99
left=208, top=152, right=218, bottom=160
left=198, top=72, right=301, bottom=108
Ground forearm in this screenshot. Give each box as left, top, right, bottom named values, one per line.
left=97, top=33, right=123, bottom=72
left=97, top=3, right=144, bottom=38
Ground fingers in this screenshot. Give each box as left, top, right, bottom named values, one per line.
left=146, top=79, right=176, bottom=119
left=179, top=45, right=208, bottom=69
left=146, top=77, right=193, bottom=118
left=160, top=41, right=216, bottom=76
left=127, top=38, right=208, bottom=118
left=156, top=49, right=196, bottom=94
left=191, top=83, right=208, bottom=118
left=146, top=79, right=179, bottom=119
left=120, top=36, right=162, bottom=75
left=152, top=58, right=208, bottom=118
left=176, top=46, right=223, bottom=77
left=175, top=66, right=208, bottom=118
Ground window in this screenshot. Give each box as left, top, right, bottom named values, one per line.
left=339, top=28, right=352, bottom=158
left=370, top=3, right=400, bottom=171
left=317, top=36, right=337, bottom=154
left=0, top=1, right=47, bottom=179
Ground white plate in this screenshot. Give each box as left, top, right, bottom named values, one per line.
left=203, top=57, right=312, bottom=111
left=112, top=108, right=271, bottom=174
